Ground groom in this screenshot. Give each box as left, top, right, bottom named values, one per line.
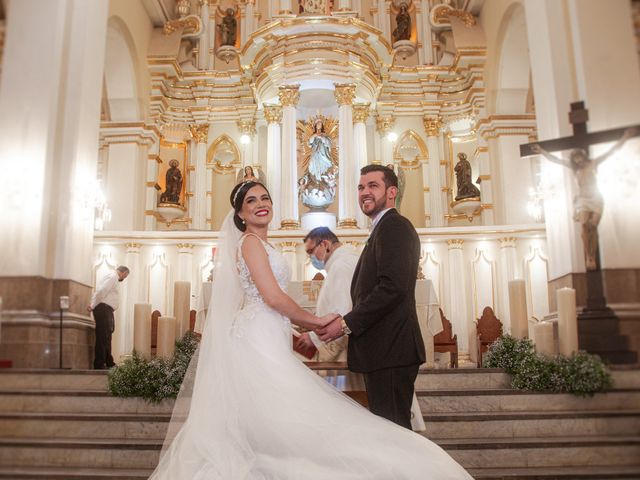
left=318, top=164, right=425, bottom=429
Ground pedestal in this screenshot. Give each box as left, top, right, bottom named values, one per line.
left=301, top=212, right=336, bottom=231
left=577, top=269, right=637, bottom=363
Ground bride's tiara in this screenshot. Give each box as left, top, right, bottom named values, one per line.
left=232, top=180, right=254, bottom=206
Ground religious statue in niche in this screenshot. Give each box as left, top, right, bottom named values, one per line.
left=386, top=163, right=406, bottom=210
left=218, top=8, right=237, bottom=46
left=160, top=159, right=183, bottom=204
left=235, top=165, right=266, bottom=186
left=299, top=0, right=331, bottom=14
left=392, top=3, right=412, bottom=42
left=530, top=128, right=635, bottom=271
left=297, top=115, right=338, bottom=211
left=454, top=152, right=480, bottom=201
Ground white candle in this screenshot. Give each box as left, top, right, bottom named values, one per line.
left=173, top=281, right=191, bottom=340
left=533, top=321, right=555, bottom=356
left=557, top=287, right=578, bottom=356
left=157, top=316, right=176, bottom=358
left=508, top=279, right=528, bottom=339
left=133, top=303, right=152, bottom=358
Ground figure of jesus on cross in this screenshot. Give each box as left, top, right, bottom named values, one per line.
left=521, top=102, right=638, bottom=272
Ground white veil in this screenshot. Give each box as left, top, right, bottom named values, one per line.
left=150, top=210, right=254, bottom=479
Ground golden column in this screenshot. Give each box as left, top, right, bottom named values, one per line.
left=334, top=83, right=357, bottom=228
left=352, top=103, right=371, bottom=228
left=278, top=85, right=300, bottom=229
left=263, top=104, right=283, bottom=228
left=189, top=124, right=209, bottom=230
left=423, top=116, right=444, bottom=227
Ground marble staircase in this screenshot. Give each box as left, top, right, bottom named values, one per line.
left=0, top=367, right=638, bottom=479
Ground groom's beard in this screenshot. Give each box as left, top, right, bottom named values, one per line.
left=360, top=193, right=388, bottom=218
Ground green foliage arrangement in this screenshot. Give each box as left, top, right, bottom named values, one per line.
left=108, top=331, right=199, bottom=403
left=483, top=335, right=612, bottom=396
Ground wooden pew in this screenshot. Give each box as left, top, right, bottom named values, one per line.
left=433, top=309, right=458, bottom=368
left=476, top=306, right=503, bottom=367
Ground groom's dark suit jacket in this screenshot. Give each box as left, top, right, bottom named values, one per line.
left=344, top=209, right=425, bottom=373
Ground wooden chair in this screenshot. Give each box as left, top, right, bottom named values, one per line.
left=189, top=309, right=196, bottom=332
left=150, top=310, right=161, bottom=357
left=433, top=309, right=458, bottom=368
left=476, top=307, right=503, bottom=367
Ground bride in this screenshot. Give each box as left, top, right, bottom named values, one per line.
left=149, top=180, right=472, bottom=479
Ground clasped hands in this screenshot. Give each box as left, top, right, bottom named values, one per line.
left=316, top=313, right=345, bottom=342
left=294, top=313, right=345, bottom=351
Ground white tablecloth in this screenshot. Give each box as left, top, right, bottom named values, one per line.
left=415, top=279, right=443, bottom=371
left=193, top=281, right=212, bottom=334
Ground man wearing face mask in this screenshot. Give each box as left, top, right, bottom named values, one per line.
left=298, top=227, right=359, bottom=362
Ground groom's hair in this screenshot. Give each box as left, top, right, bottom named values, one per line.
left=304, top=227, right=339, bottom=245
left=360, top=164, right=398, bottom=189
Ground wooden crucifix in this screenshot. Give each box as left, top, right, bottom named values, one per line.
left=520, top=102, right=639, bottom=363
left=521, top=102, right=638, bottom=273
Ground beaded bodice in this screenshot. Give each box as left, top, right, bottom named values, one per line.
left=237, top=235, right=291, bottom=305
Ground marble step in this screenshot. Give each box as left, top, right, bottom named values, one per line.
left=0, top=466, right=152, bottom=479
left=0, top=389, right=174, bottom=414
left=416, top=388, right=640, bottom=413
left=1, top=367, right=636, bottom=391
left=1, top=435, right=639, bottom=471
left=0, top=370, right=108, bottom=391
left=1, top=409, right=637, bottom=441
left=437, top=436, right=640, bottom=469
left=0, top=438, right=162, bottom=469
left=423, top=410, right=640, bottom=438
left=469, top=465, right=640, bottom=479
left=0, top=412, right=170, bottom=439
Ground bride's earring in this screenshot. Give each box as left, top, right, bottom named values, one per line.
left=242, top=219, right=246, bottom=225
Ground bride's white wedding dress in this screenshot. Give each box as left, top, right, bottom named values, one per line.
left=150, top=218, right=472, bottom=479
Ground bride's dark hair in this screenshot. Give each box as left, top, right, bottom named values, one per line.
left=229, top=181, right=270, bottom=232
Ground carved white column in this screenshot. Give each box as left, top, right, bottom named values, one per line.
left=447, top=239, right=471, bottom=356
left=113, top=242, right=141, bottom=362
left=240, top=0, right=258, bottom=45
left=353, top=103, right=370, bottom=228
left=498, top=237, right=518, bottom=334
left=376, top=116, right=395, bottom=166
left=278, top=85, right=300, bottom=229
left=438, top=131, right=449, bottom=223
left=264, top=104, right=283, bottom=229
left=423, top=117, right=444, bottom=226
left=198, top=0, right=209, bottom=70
left=377, top=0, right=391, bottom=39
left=177, top=243, right=194, bottom=286
left=237, top=119, right=256, bottom=168
left=335, top=84, right=357, bottom=228
left=279, top=242, right=299, bottom=281
left=418, top=0, right=433, bottom=64
left=190, top=124, right=209, bottom=230
left=476, top=135, right=494, bottom=225
left=207, top=4, right=216, bottom=68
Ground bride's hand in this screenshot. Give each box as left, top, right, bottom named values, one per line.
left=317, top=313, right=340, bottom=327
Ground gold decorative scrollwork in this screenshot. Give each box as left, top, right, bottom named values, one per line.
left=352, top=103, right=371, bottom=123
left=237, top=120, right=257, bottom=136
left=423, top=117, right=443, bottom=137
left=278, top=85, right=301, bottom=107
left=446, top=239, right=464, bottom=249
left=334, top=83, right=356, bottom=106
left=432, top=4, right=476, bottom=27
left=375, top=115, right=395, bottom=134
left=263, top=104, right=283, bottom=124
left=190, top=124, right=209, bottom=144
left=163, top=15, right=202, bottom=36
